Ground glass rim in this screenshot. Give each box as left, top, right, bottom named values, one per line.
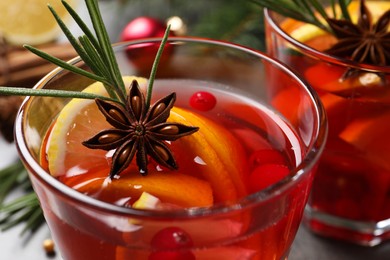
left=264, top=8, right=390, bottom=74
left=14, top=37, right=327, bottom=219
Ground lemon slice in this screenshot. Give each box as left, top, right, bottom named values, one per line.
left=289, top=24, right=327, bottom=43
left=47, top=76, right=147, bottom=177
left=0, top=0, right=75, bottom=45
left=132, top=192, right=161, bottom=209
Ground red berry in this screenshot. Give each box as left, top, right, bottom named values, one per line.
left=248, top=164, right=290, bottom=193
left=151, top=227, right=193, bottom=249
left=249, top=149, right=286, bottom=169
left=189, top=91, right=217, bottom=111
left=149, top=251, right=196, bottom=260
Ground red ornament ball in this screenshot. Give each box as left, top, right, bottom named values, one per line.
left=120, top=17, right=175, bottom=70
left=120, top=17, right=168, bottom=41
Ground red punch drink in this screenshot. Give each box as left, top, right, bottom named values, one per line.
left=15, top=38, right=326, bottom=259
left=265, top=0, right=390, bottom=246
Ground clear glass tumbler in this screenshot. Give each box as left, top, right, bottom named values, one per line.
left=15, top=38, right=326, bottom=259
left=265, top=0, right=390, bottom=246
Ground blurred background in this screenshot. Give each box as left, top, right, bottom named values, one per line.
left=0, top=0, right=265, bottom=89
left=0, top=0, right=264, bottom=143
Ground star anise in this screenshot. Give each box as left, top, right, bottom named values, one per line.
left=325, top=0, right=390, bottom=80
left=83, top=80, right=199, bottom=177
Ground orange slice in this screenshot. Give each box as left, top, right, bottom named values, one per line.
left=66, top=167, right=213, bottom=208
left=304, top=63, right=386, bottom=97
left=132, top=192, right=161, bottom=210
left=168, top=107, right=248, bottom=202
left=339, top=112, right=390, bottom=171
left=0, top=0, right=75, bottom=45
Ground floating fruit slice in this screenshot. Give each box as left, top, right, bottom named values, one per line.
left=339, top=112, right=390, bottom=171
left=132, top=192, right=161, bottom=210
left=168, top=107, right=248, bottom=201
left=304, top=63, right=388, bottom=97
left=0, top=0, right=74, bottom=45
left=67, top=167, right=213, bottom=208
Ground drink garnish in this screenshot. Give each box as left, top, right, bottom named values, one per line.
left=0, top=0, right=199, bottom=177
left=251, top=0, right=353, bottom=34
left=252, top=0, right=390, bottom=80
left=325, top=0, right=390, bottom=80
left=82, top=80, right=199, bottom=177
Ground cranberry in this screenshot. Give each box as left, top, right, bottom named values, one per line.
left=248, top=163, right=290, bottom=193
left=249, top=149, right=286, bottom=169
left=189, top=91, right=217, bottom=111
left=151, top=227, right=193, bottom=249
left=150, top=227, right=194, bottom=260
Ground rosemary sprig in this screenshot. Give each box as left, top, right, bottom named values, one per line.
left=251, top=0, right=352, bottom=33
left=0, top=193, right=44, bottom=234
left=145, top=25, right=171, bottom=108
left=0, top=87, right=116, bottom=101
left=0, top=161, right=44, bottom=234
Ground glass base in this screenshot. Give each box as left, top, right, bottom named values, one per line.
left=304, top=206, right=390, bottom=246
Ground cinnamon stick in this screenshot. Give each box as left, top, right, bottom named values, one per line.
left=0, top=42, right=77, bottom=87
left=0, top=42, right=77, bottom=142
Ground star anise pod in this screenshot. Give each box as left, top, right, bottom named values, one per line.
left=83, top=80, right=199, bottom=177
left=325, top=0, right=390, bottom=80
